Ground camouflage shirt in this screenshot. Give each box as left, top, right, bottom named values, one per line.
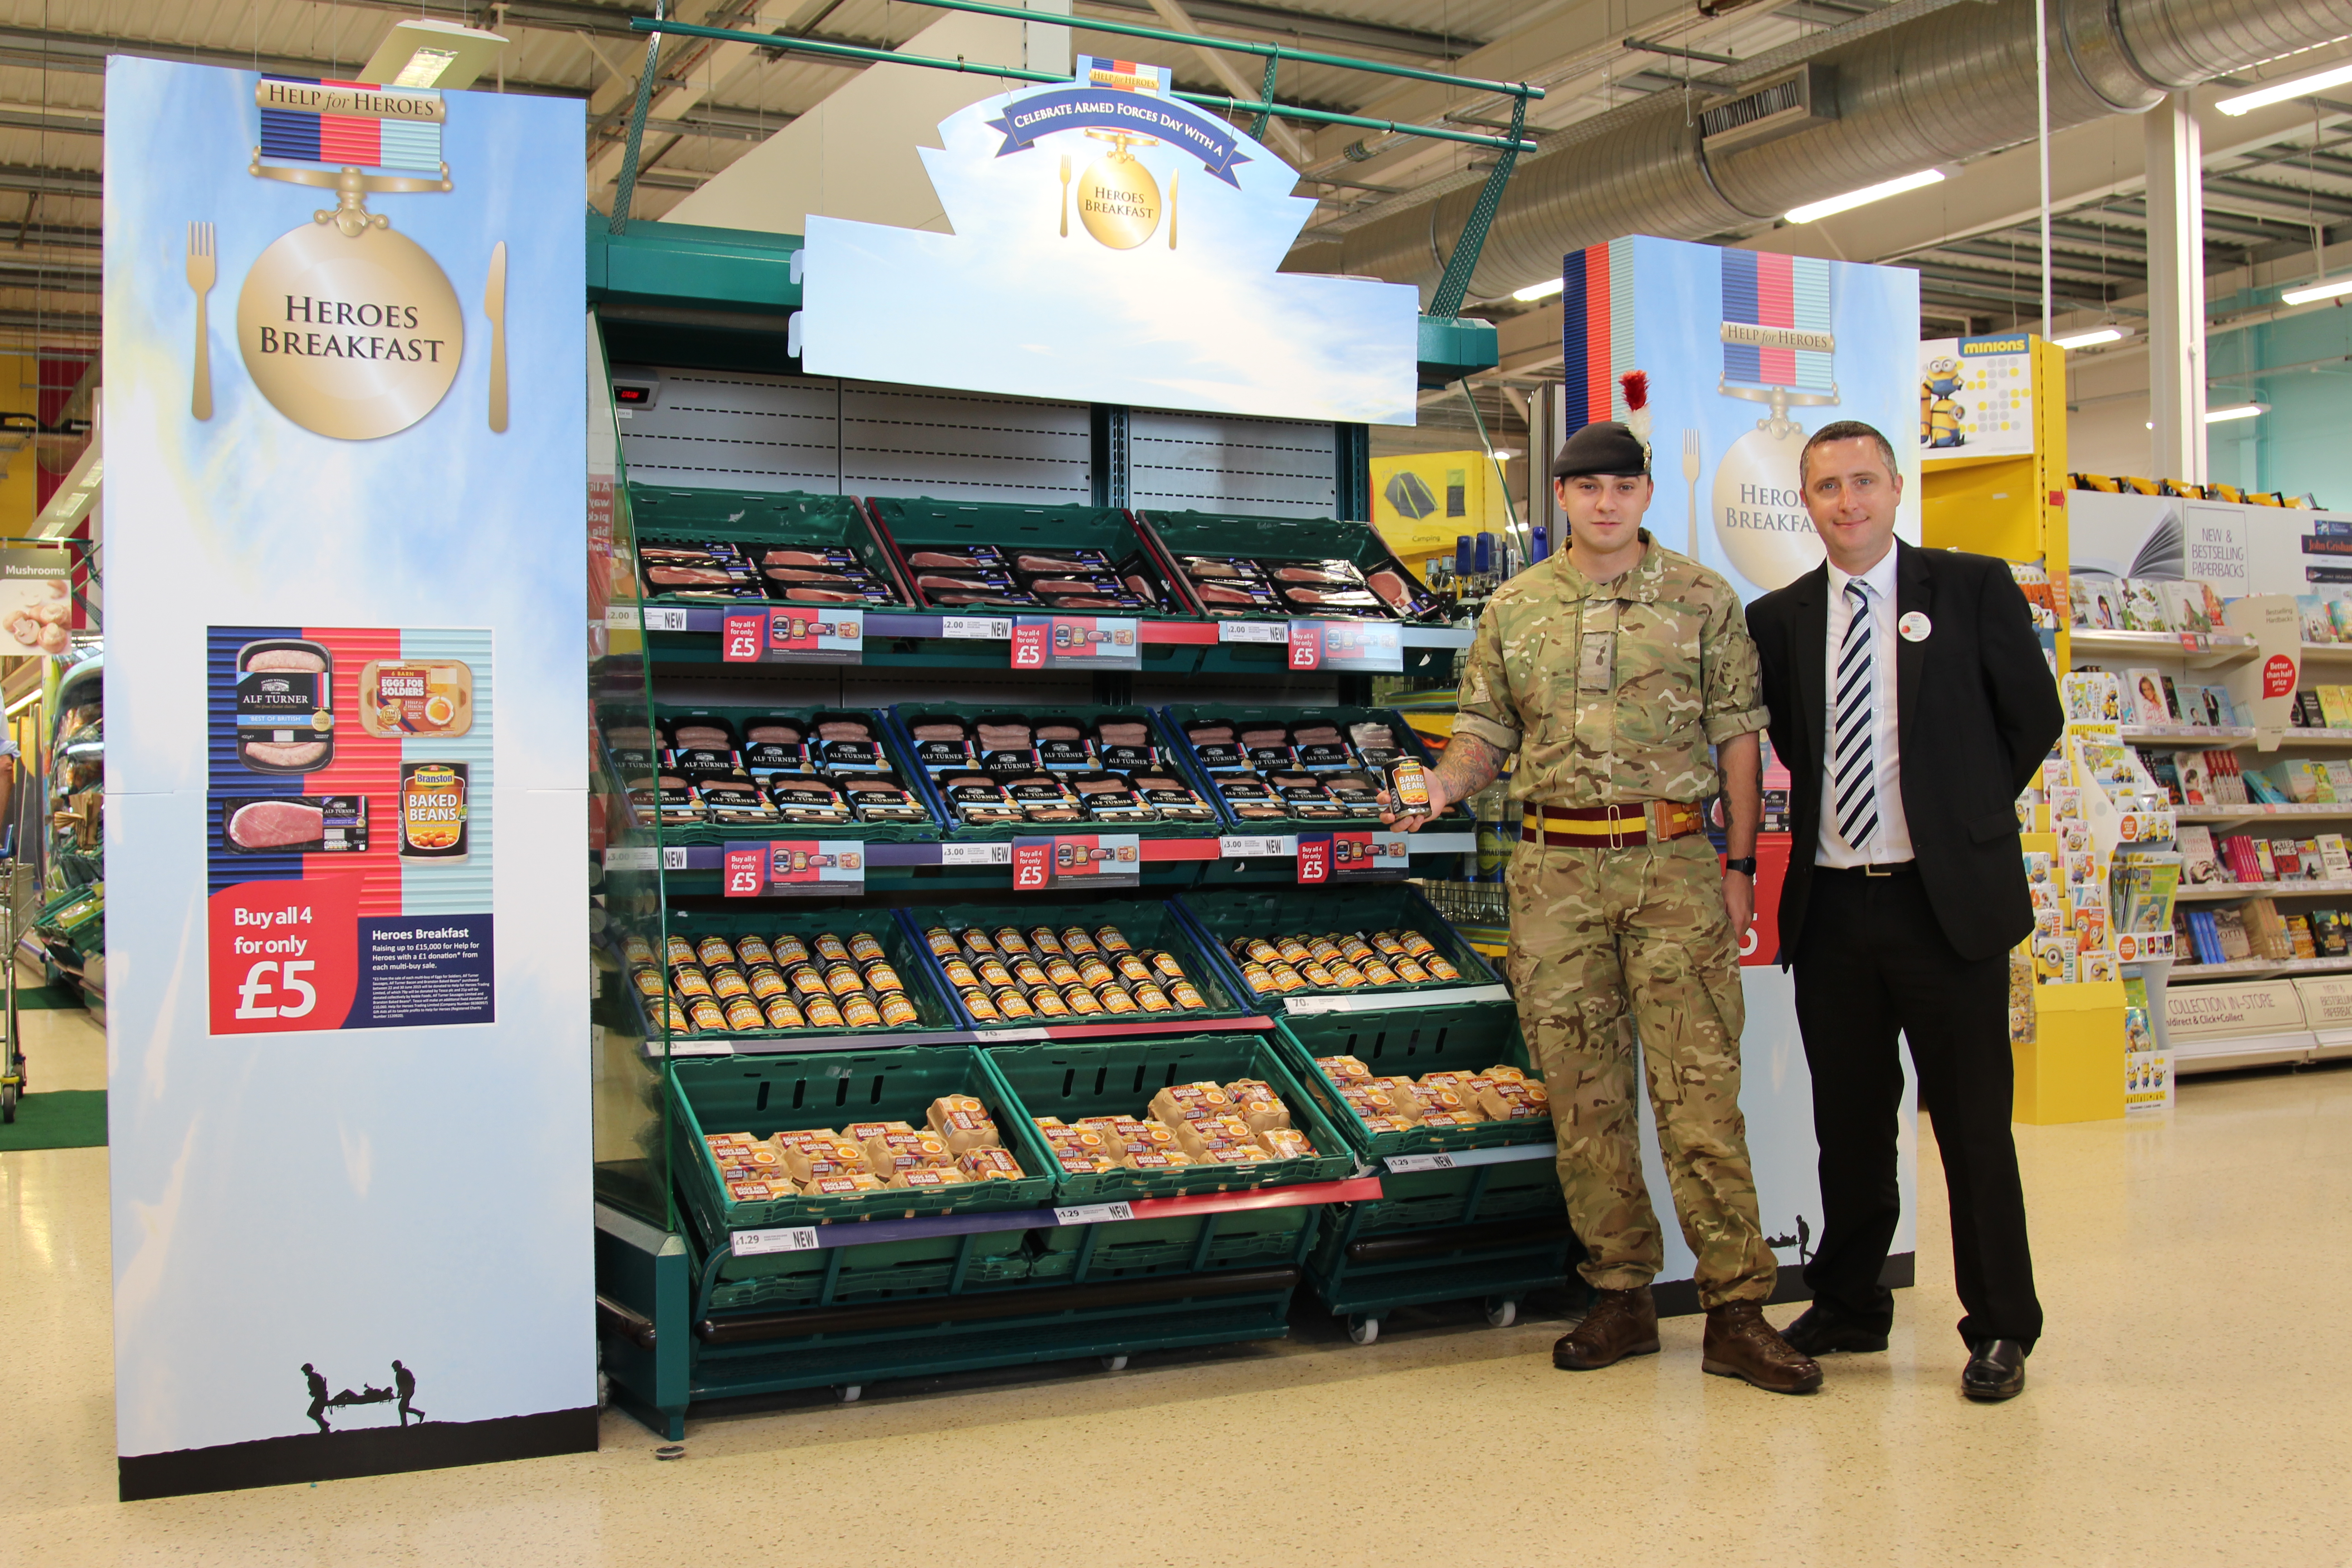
left=1453, top=531, right=1769, bottom=807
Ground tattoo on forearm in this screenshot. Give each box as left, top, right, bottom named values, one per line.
left=1432, top=734, right=1507, bottom=803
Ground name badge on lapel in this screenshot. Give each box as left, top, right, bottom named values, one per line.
left=1898, top=612, right=1932, bottom=642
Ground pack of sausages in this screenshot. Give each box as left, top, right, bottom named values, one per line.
left=1175, top=555, right=1441, bottom=621
left=634, top=713, right=931, bottom=828
left=900, top=713, right=1215, bottom=826
left=1225, top=928, right=1462, bottom=996
left=901, top=543, right=1165, bottom=613
left=750, top=542, right=906, bottom=607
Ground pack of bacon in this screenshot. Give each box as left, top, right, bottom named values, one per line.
left=902, top=543, right=1166, bottom=612
left=1174, top=554, right=1441, bottom=621
left=1181, top=715, right=1447, bottom=823
left=901, top=712, right=1215, bottom=826
left=640, top=539, right=906, bottom=606
left=613, top=712, right=931, bottom=827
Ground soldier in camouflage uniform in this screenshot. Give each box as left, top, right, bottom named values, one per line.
left=1389, top=415, right=1819, bottom=1394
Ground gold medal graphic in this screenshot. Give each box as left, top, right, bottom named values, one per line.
left=1073, top=131, right=1162, bottom=250
left=235, top=93, right=465, bottom=441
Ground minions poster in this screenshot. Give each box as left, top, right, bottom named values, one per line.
left=802, top=57, right=1419, bottom=424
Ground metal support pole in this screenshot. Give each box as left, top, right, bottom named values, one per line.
left=610, top=0, right=666, bottom=236
left=2034, top=0, right=2052, bottom=339
left=2144, top=93, right=2208, bottom=485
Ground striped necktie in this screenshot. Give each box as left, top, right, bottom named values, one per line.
left=1833, top=579, right=1878, bottom=848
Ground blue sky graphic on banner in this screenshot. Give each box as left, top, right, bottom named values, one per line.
left=803, top=64, right=1418, bottom=424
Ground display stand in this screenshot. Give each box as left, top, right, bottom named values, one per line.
left=583, top=214, right=1567, bottom=1437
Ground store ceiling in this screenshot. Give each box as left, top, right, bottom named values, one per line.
left=0, top=0, right=2345, bottom=355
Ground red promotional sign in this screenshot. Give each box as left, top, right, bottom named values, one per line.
left=1011, top=840, right=1052, bottom=890
left=2264, top=653, right=2298, bottom=700
left=1288, top=621, right=1323, bottom=670
left=1296, top=836, right=1331, bottom=883
left=1010, top=622, right=1049, bottom=669
left=208, top=875, right=362, bottom=1034
left=1738, top=834, right=1793, bottom=965
left=721, top=612, right=764, bottom=663
left=723, top=846, right=767, bottom=896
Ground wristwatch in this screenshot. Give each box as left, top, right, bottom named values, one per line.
left=1725, top=856, right=1758, bottom=876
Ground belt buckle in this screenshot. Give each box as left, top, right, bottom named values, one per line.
left=1865, top=862, right=1893, bottom=877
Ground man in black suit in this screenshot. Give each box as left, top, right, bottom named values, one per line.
left=1745, top=420, right=2063, bottom=1402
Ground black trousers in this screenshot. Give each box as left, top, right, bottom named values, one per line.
left=1792, top=866, right=2043, bottom=1350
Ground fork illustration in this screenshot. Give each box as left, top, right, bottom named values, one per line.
left=186, top=221, right=215, bottom=421
left=1681, top=427, right=1702, bottom=556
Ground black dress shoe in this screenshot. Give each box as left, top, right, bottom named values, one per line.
left=1962, top=1339, right=2028, bottom=1401
left=1780, top=1303, right=1890, bottom=1356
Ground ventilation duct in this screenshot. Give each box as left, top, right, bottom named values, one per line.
left=1289, top=0, right=2352, bottom=300
left=1699, top=64, right=1838, bottom=155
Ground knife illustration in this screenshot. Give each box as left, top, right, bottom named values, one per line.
left=485, top=240, right=508, bottom=434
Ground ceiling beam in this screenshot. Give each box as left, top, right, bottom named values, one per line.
left=0, top=22, right=587, bottom=99
left=1077, top=0, right=1481, bottom=59
left=0, top=165, right=98, bottom=201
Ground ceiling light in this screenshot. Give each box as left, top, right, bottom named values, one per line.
left=1489, top=448, right=1521, bottom=461
left=2207, top=402, right=2269, bottom=423
left=1784, top=168, right=1946, bottom=224
left=2051, top=326, right=2127, bottom=350
left=1511, top=277, right=1565, bottom=303
left=2282, top=276, right=2352, bottom=306
left=2216, top=59, right=2352, bottom=117
left=358, top=18, right=508, bottom=91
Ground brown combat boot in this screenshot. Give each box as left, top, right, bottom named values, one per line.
left=1702, top=1301, right=1823, bottom=1393
left=1553, top=1286, right=1661, bottom=1370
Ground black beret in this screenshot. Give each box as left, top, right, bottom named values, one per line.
left=1552, top=419, right=1649, bottom=480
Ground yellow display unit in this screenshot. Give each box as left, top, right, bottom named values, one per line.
left=2014, top=979, right=2129, bottom=1124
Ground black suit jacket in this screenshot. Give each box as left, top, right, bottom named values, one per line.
left=1748, top=540, right=2064, bottom=963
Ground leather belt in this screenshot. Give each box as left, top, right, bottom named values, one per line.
left=1519, top=801, right=1708, bottom=849
left=1815, top=860, right=1919, bottom=878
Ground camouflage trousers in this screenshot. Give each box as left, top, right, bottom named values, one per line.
left=1504, top=831, right=1779, bottom=1308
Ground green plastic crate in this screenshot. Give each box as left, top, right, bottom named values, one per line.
left=706, top=1230, right=1033, bottom=1311
left=905, top=896, right=1261, bottom=1033
left=1273, top=999, right=1552, bottom=1162
left=1133, top=510, right=1441, bottom=624
left=627, top=487, right=915, bottom=607
left=641, top=906, right=964, bottom=1051
left=866, top=497, right=1195, bottom=621
left=981, top=1032, right=1354, bottom=1201
left=645, top=703, right=940, bottom=844
left=1026, top=1204, right=1316, bottom=1280
left=670, top=1043, right=1059, bottom=1242
left=1176, top=883, right=1502, bottom=1010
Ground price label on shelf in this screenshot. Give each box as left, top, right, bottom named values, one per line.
left=733, top=1225, right=822, bottom=1256
left=1219, top=833, right=1293, bottom=859
left=941, top=614, right=1012, bottom=640
left=663, top=846, right=690, bottom=871
left=1053, top=1202, right=1136, bottom=1226
left=1013, top=614, right=1141, bottom=670
left=602, top=846, right=657, bottom=872
left=1331, top=830, right=1411, bottom=877
left=1014, top=833, right=1141, bottom=889
left=1318, top=620, right=1403, bottom=673
left=604, top=603, right=689, bottom=632
left=1384, top=1152, right=1457, bottom=1174
left=1217, top=620, right=1289, bottom=645
left=939, top=843, right=1012, bottom=867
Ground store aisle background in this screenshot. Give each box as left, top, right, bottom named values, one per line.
left=5, top=1035, right=2347, bottom=1566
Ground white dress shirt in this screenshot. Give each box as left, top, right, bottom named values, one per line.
left=1815, top=547, right=1916, bottom=867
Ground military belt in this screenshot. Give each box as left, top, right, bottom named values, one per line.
left=1519, top=801, right=1708, bottom=849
